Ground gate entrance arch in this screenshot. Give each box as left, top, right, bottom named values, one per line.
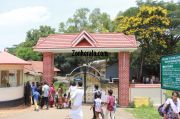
left=66, top=64, right=104, bottom=103
left=34, top=30, right=138, bottom=107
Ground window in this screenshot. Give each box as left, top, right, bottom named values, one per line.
left=0, top=70, right=9, bottom=87
left=0, top=70, right=23, bottom=88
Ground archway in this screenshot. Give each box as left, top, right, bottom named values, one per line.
left=34, top=30, right=138, bottom=107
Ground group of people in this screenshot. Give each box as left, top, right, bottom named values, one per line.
left=69, top=82, right=117, bottom=119
left=91, top=85, right=116, bottom=119
left=24, top=81, right=56, bottom=111
left=24, top=80, right=117, bottom=119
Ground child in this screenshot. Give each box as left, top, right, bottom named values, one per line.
left=63, top=93, right=68, bottom=108
left=33, top=89, right=40, bottom=111
left=105, top=89, right=115, bottom=119
left=55, top=90, right=59, bottom=108
left=91, top=92, right=103, bottom=119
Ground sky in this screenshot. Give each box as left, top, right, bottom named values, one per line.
left=0, top=0, right=178, bottom=51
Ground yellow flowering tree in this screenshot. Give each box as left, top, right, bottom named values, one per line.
left=116, top=5, right=171, bottom=80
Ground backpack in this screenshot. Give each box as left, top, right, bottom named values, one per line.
left=107, top=96, right=115, bottom=111
left=158, top=103, right=170, bottom=117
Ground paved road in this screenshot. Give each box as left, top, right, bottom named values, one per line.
left=0, top=105, right=134, bottom=119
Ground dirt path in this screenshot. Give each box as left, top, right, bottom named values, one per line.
left=0, top=105, right=134, bottom=119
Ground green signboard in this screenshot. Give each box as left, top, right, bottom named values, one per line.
left=161, top=54, right=180, bottom=91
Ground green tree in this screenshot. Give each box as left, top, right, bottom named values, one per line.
left=123, top=7, right=139, bottom=17
left=14, top=25, right=55, bottom=60
left=57, top=8, right=114, bottom=75
left=59, top=8, right=90, bottom=33
left=116, top=5, right=171, bottom=80
left=89, top=8, right=113, bottom=32
left=58, top=8, right=114, bottom=33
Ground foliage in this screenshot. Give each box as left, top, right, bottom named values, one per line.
left=7, top=2, right=180, bottom=77
left=116, top=5, right=171, bottom=78
left=57, top=8, right=113, bottom=75
left=58, top=8, right=113, bottom=33
left=175, top=41, right=180, bottom=53
left=16, top=47, right=41, bottom=61
left=122, top=7, right=139, bottom=17
left=12, top=25, right=55, bottom=60
left=53, top=82, right=68, bottom=92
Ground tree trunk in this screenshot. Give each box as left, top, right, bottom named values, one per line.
left=139, top=50, right=144, bottom=82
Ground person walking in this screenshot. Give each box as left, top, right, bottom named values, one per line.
left=92, top=84, right=102, bottom=119
left=24, top=81, right=31, bottom=106
left=49, top=84, right=55, bottom=107
left=33, top=88, right=40, bottom=111
left=31, top=82, right=36, bottom=105
left=70, top=81, right=84, bottom=119
left=39, top=82, right=44, bottom=108
left=41, top=82, right=50, bottom=110
left=162, top=91, right=180, bottom=119
left=105, top=89, right=115, bottom=119
left=57, top=83, right=64, bottom=109
left=91, top=92, right=103, bottom=119
left=68, top=81, right=77, bottom=108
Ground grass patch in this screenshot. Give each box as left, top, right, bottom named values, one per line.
left=126, top=106, right=161, bottom=119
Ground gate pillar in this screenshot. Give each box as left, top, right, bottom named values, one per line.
left=118, top=52, right=130, bottom=107
left=43, top=52, right=54, bottom=85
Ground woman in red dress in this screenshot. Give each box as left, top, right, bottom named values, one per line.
left=49, top=84, right=55, bottom=107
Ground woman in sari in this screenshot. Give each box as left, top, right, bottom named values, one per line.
left=49, top=84, right=55, bottom=107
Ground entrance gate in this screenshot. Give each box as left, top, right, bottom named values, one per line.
left=34, top=30, right=138, bottom=107
left=66, top=64, right=103, bottom=103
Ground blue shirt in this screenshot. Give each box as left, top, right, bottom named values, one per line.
left=31, top=85, right=37, bottom=95
left=33, top=91, right=40, bottom=101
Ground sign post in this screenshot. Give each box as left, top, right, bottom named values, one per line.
left=161, top=54, right=180, bottom=91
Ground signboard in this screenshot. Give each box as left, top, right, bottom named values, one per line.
left=161, top=54, right=180, bottom=91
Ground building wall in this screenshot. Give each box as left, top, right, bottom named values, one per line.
left=130, top=84, right=165, bottom=106
left=0, top=65, right=24, bottom=105
left=0, top=85, right=24, bottom=101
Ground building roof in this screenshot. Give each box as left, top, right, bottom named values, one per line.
left=24, top=61, right=60, bottom=75
left=0, top=51, right=30, bottom=65
left=34, top=30, right=138, bottom=53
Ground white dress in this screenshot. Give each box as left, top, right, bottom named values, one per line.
left=70, top=87, right=84, bottom=119
left=165, top=98, right=180, bottom=114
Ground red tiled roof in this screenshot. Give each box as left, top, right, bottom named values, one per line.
left=34, top=31, right=137, bottom=51
left=0, top=51, right=30, bottom=65
left=24, top=61, right=60, bottom=74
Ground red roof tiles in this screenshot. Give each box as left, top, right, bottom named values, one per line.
left=34, top=31, right=137, bottom=52
left=24, top=61, right=60, bottom=74
left=0, top=51, right=30, bottom=65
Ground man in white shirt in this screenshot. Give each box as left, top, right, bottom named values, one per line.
left=42, top=82, right=50, bottom=109
left=68, top=81, right=77, bottom=108
left=70, top=81, right=84, bottom=119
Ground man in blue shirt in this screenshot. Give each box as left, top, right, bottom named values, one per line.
left=31, top=82, right=37, bottom=105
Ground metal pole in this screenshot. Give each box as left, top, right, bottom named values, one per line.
left=84, top=66, right=87, bottom=103
left=160, top=63, right=162, bottom=104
